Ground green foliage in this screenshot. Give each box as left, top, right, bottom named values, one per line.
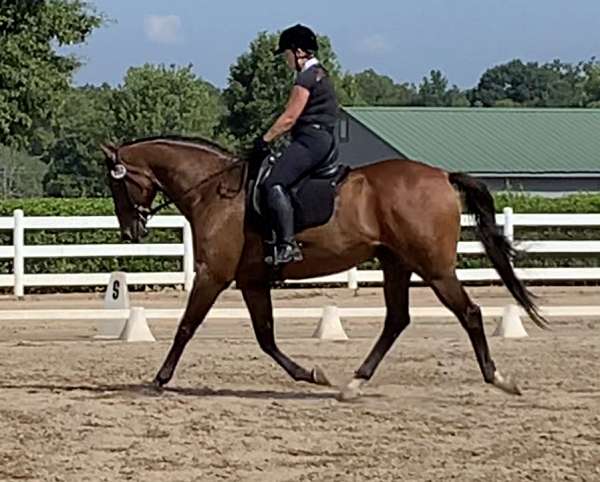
left=222, top=31, right=353, bottom=150
left=0, top=197, right=179, bottom=216
left=416, top=70, right=469, bottom=107
left=469, top=59, right=590, bottom=107
left=222, top=32, right=293, bottom=149
left=43, top=84, right=116, bottom=197
left=111, top=64, right=225, bottom=142
left=351, top=69, right=418, bottom=106
left=494, top=192, right=600, bottom=213
left=583, top=63, right=600, bottom=104
left=0, top=145, right=47, bottom=197
left=0, top=0, right=103, bottom=150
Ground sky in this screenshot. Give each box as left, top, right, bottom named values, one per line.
left=64, top=0, right=600, bottom=90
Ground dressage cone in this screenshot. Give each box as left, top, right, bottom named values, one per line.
left=312, top=305, right=348, bottom=341
left=492, top=304, right=528, bottom=338
left=119, top=307, right=156, bottom=342
left=95, top=271, right=129, bottom=339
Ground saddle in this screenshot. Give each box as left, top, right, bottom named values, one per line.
left=247, top=138, right=350, bottom=243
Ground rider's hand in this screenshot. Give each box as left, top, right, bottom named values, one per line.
left=251, top=136, right=270, bottom=161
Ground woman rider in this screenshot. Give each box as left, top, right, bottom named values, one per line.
left=252, top=24, right=339, bottom=266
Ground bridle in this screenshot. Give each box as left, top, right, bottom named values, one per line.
left=109, top=154, right=248, bottom=225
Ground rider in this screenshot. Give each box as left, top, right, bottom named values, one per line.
left=252, top=23, right=339, bottom=266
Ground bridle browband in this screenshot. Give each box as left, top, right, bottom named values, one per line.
left=110, top=151, right=247, bottom=224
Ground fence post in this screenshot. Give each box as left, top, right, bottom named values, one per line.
left=503, top=206, right=514, bottom=242
left=347, top=267, right=358, bottom=291
left=503, top=207, right=515, bottom=277
left=183, top=220, right=195, bottom=292
left=13, top=209, right=24, bottom=298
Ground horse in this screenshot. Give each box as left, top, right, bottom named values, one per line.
left=100, top=135, right=548, bottom=401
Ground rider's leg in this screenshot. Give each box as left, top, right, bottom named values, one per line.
left=262, top=129, right=333, bottom=264
left=262, top=141, right=307, bottom=264
left=264, top=183, right=303, bottom=264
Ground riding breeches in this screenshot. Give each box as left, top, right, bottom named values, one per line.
left=262, top=126, right=333, bottom=191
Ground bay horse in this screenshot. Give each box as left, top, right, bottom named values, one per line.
left=100, top=136, right=548, bottom=400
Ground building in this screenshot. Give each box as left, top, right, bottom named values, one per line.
left=337, top=107, right=600, bottom=195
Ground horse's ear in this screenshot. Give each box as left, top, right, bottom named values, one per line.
left=100, top=143, right=117, bottom=164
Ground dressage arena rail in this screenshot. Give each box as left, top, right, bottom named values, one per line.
left=2, top=207, right=600, bottom=297
left=2, top=305, right=600, bottom=322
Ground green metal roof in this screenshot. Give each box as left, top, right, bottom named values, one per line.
left=343, top=107, right=600, bottom=175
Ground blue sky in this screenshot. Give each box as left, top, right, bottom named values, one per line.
left=66, top=0, right=600, bottom=89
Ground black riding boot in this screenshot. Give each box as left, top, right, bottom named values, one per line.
left=265, top=184, right=303, bottom=265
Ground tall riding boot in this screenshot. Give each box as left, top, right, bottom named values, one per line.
left=265, top=184, right=303, bottom=265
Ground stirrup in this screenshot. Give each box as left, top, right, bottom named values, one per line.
left=268, top=241, right=303, bottom=266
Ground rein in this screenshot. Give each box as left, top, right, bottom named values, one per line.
left=113, top=154, right=248, bottom=222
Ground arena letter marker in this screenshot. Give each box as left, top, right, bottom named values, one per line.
left=95, top=271, right=130, bottom=339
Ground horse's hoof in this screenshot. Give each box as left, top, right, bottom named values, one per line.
left=311, top=366, right=332, bottom=386
left=152, top=378, right=166, bottom=391
left=336, top=378, right=365, bottom=402
left=492, top=371, right=522, bottom=396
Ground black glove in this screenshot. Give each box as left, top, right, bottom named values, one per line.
left=251, top=136, right=270, bottom=161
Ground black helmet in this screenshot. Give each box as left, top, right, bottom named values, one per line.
left=274, top=24, right=318, bottom=55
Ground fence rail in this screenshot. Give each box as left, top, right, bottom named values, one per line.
left=1, top=207, right=599, bottom=296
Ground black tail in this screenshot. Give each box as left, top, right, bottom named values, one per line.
left=449, top=172, right=549, bottom=329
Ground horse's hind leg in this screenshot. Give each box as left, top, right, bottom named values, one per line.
left=339, top=249, right=412, bottom=401
left=429, top=273, right=521, bottom=395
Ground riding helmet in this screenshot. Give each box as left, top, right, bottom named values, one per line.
left=274, top=24, right=319, bottom=55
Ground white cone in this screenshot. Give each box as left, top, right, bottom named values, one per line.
left=119, top=307, right=156, bottom=342
left=312, top=305, right=348, bottom=341
left=95, top=271, right=130, bottom=339
left=493, top=304, right=528, bottom=338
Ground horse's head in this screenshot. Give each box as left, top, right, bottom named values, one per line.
left=100, top=143, right=158, bottom=243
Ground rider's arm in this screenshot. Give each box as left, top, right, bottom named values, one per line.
left=263, top=86, right=310, bottom=142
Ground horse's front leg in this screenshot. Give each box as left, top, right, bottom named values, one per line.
left=240, top=283, right=331, bottom=386
left=153, top=264, right=229, bottom=387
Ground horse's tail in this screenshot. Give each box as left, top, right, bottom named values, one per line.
left=448, top=172, right=549, bottom=329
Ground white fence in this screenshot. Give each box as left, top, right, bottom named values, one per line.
left=1, top=210, right=194, bottom=297
left=2, top=207, right=600, bottom=297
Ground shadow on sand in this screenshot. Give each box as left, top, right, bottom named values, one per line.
left=0, top=381, right=372, bottom=401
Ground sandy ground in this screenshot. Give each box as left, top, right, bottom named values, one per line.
left=0, top=286, right=599, bottom=481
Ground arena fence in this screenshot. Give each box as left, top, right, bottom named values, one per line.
left=2, top=208, right=600, bottom=297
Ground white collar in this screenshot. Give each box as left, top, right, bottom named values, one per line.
left=301, top=57, right=319, bottom=72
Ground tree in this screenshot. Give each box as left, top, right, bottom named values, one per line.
left=43, top=84, right=115, bottom=197
left=583, top=61, right=600, bottom=106
left=351, top=69, right=418, bottom=106
left=110, top=64, right=225, bottom=143
left=222, top=31, right=353, bottom=149
left=416, top=70, right=469, bottom=107
left=0, top=145, right=47, bottom=198
left=417, top=70, right=448, bottom=106
left=469, top=59, right=587, bottom=107
left=0, top=1, right=103, bottom=150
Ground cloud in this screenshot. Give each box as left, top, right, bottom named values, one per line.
left=144, top=15, right=183, bottom=45
left=356, top=34, right=391, bottom=55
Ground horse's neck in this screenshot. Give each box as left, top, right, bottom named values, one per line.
left=150, top=148, right=238, bottom=220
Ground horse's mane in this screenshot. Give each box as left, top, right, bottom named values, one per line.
left=121, top=134, right=237, bottom=158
